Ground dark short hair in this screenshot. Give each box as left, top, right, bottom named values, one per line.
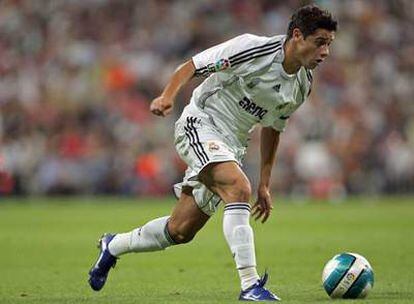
left=287, top=5, right=337, bottom=40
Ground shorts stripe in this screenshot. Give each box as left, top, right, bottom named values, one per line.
left=184, top=125, right=206, bottom=165
left=214, top=199, right=222, bottom=207
left=184, top=117, right=209, bottom=165
left=184, top=130, right=205, bottom=165
left=189, top=117, right=209, bottom=162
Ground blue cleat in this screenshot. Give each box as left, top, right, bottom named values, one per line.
left=88, top=233, right=118, bottom=291
left=239, top=272, right=281, bottom=301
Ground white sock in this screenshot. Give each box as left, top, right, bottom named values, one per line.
left=108, top=216, right=176, bottom=256
left=223, top=203, right=260, bottom=290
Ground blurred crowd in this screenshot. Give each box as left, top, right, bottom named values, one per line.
left=0, top=0, right=413, bottom=198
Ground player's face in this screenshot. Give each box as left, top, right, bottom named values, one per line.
left=297, top=29, right=335, bottom=69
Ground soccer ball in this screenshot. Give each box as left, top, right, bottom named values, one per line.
left=322, top=252, right=374, bottom=299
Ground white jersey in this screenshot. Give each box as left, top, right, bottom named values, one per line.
left=190, top=33, right=313, bottom=147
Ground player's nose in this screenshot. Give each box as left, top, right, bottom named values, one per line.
left=320, top=46, right=330, bottom=59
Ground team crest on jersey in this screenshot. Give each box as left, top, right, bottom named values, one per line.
left=207, top=58, right=231, bottom=73
left=207, top=141, right=230, bottom=154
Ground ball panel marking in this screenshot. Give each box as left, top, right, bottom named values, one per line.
left=322, top=253, right=356, bottom=296
left=322, top=252, right=374, bottom=299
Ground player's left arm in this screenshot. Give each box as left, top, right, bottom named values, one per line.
left=252, top=127, right=280, bottom=223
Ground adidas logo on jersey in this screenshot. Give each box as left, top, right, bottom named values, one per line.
left=238, top=97, right=268, bottom=120
left=273, top=84, right=281, bottom=92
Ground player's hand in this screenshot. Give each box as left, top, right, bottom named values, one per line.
left=150, top=95, right=173, bottom=117
left=252, top=185, right=273, bottom=223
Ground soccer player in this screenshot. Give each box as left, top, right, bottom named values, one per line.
left=89, top=5, right=337, bottom=301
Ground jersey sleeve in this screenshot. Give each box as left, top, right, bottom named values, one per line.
left=271, top=117, right=288, bottom=132
left=192, top=34, right=279, bottom=78
left=261, top=115, right=288, bottom=132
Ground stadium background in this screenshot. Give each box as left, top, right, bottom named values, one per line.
left=1, top=1, right=414, bottom=303
left=0, top=0, right=413, bottom=198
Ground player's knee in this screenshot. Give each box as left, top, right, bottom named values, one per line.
left=240, top=180, right=252, bottom=201
left=167, top=222, right=196, bottom=244
left=169, top=230, right=195, bottom=244
left=225, top=178, right=252, bottom=202
left=172, top=232, right=195, bottom=244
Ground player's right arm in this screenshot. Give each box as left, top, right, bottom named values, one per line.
left=150, top=59, right=196, bottom=117
left=151, top=34, right=277, bottom=116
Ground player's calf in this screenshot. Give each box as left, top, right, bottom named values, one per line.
left=110, top=216, right=176, bottom=255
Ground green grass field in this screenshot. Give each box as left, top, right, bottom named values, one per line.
left=0, top=197, right=413, bottom=304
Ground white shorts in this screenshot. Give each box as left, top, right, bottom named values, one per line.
left=173, top=105, right=246, bottom=216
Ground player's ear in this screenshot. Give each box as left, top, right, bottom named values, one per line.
left=292, top=28, right=304, bottom=42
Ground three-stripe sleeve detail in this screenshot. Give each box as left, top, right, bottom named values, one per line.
left=194, top=40, right=282, bottom=77
left=194, top=66, right=208, bottom=77
left=229, top=41, right=281, bottom=67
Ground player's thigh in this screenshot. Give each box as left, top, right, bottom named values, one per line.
left=168, top=186, right=210, bottom=238
left=198, top=161, right=252, bottom=203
